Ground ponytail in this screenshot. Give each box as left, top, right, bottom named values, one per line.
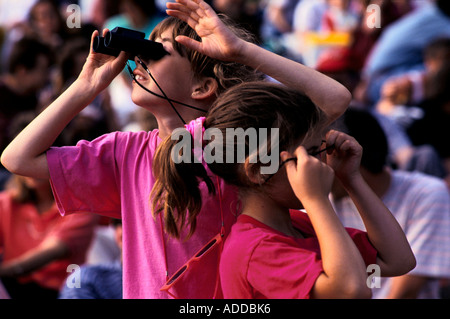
left=151, top=130, right=215, bottom=239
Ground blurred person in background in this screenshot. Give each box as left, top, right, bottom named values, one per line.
left=0, top=37, right=52, bottom=190
left=59, top=219, right=123, bottom=299
left=0, top=112, right=98, bottom=299
left=211, top=0, right=263, bottom=42
left=27, top=0, right=70, bottom=51
left=360, top=0, right=450, bottom=104
left=331, top=108, right=450, bottom=299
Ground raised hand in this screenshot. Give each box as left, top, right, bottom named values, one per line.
left=166, top=0, right=245, bottom=61
left=77, top=29, right=128, bottom=95
left=324, top=130, right=362, bottom=184
left=281, top=146, right=335, bottom=204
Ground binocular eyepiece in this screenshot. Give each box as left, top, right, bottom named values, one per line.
left=93, top=27, right=168, bottom=61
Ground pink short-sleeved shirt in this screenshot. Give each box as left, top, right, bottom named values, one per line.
left=220, top=210, right=377, bottom=299
left=47, top=130, right=238, bottom=299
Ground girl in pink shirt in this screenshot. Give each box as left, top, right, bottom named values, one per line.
left=152, top=81, right=416, bottom=298
left=2, top=0, right=355, bottom=298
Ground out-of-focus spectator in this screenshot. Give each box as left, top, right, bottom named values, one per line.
left=259, top=0, right=301, bottom=59
left=0, top=37, right=52, bottom=190
left=0, top=0, right=69, bottom=73
left=361, top=0, right=450, bottom=104
left=80, top=0, right=121, bottom=30
left=315, top=0, right=413, bottom=90
left=103, top=0, right=164, bottom=38
left=59, top=219, right=122, bottom=299
left=212, top=0, right=263, bottom=42
left=376, top=37, right=450, bottom=120
left=0, top=173, right=99, bottom=299
left=292, top=0, right=328, bottom=33
left=407, top=62, right=450, bottom=186
left=0, top=173, right=97, bottom=299
left=321, top=0, right=359, bottom=32
left=348, top=0, right=408, bottom=73
left=27, top=0, right=69, bottom=50
left=331, top=108, right=450, bottom=299
left=261, top=0, right=299, bottom=36
left=0, top=112, right=98, bottom=299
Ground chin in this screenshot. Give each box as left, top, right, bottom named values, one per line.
left=131, top=91, right=150, bottom=108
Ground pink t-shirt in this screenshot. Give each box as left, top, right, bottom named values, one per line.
left=47, top=130, right=238, bottom=299
left=220, top=210, right=377, bottom=299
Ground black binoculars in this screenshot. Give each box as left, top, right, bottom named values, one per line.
left=93, top=27, right=168, bottom=61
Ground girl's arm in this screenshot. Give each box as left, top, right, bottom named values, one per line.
left=282, top=147, right=371, bottom=299
left=1, top=30, right=128, bottom=179
left=166, top=0, right=351, bottom=123
left=325, top=130, right=416, bottom=277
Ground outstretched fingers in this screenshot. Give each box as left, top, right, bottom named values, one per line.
left=166, top=0, right=216, bottom=22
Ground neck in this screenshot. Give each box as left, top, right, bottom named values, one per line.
left=360, top=166, right=392, bottom=198
left=241, top=190, right=301, bottom=238
left=155, top=108, right=207, bottom=140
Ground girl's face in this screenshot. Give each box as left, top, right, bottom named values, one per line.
left=131, top=27, right=198, bottom=116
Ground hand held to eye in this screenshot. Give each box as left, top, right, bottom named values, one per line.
left=282, top=147, right=335, bottom=203
left=92, top=27, right=168, bottom=61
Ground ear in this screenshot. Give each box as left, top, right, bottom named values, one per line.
left=244, top=159, right=265, bottom=185
left=191, top=77, right=218, bottom=100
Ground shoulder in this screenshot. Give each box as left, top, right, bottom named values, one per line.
left=390, top=170, right=449, bottom=198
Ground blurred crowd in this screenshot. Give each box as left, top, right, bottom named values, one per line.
left=0, top=0, right=449, bottom=299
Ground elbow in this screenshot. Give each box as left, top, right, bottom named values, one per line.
left=337, top=87, right=352, bottom=113
left=328, top=87, right=352, bottom=122
left=396, top=254, right=417, bottom=276
left=379, top=252, right=417, bottom=277
left=340, top=279, right=372, bottom=299
left=1, top=149, right=13, bottom=172
left=1, top=148, right=20, bottom=175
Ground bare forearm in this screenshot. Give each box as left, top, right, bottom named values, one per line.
left=237, top=42, right=351, bottom=122
left=304, top=199, right=369, bottom=298
left=1, top=79, right=96, bottom=178
left=385, top=274, right=428, bottom=299
left=342, top=174, right=416, bottom=276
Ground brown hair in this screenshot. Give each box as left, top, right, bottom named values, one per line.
left=151, top=82, right=327, bottom=239
left=149, top=16, right=264, bottom=96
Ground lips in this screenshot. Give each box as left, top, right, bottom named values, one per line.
left=133, top=70, right=148, bottom=82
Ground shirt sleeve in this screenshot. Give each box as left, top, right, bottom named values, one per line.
left=247, top=236, right=324, bottom=299
left=345, top=227, right=378, bottom=267
left=47, top=133, right=122, bottom=219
